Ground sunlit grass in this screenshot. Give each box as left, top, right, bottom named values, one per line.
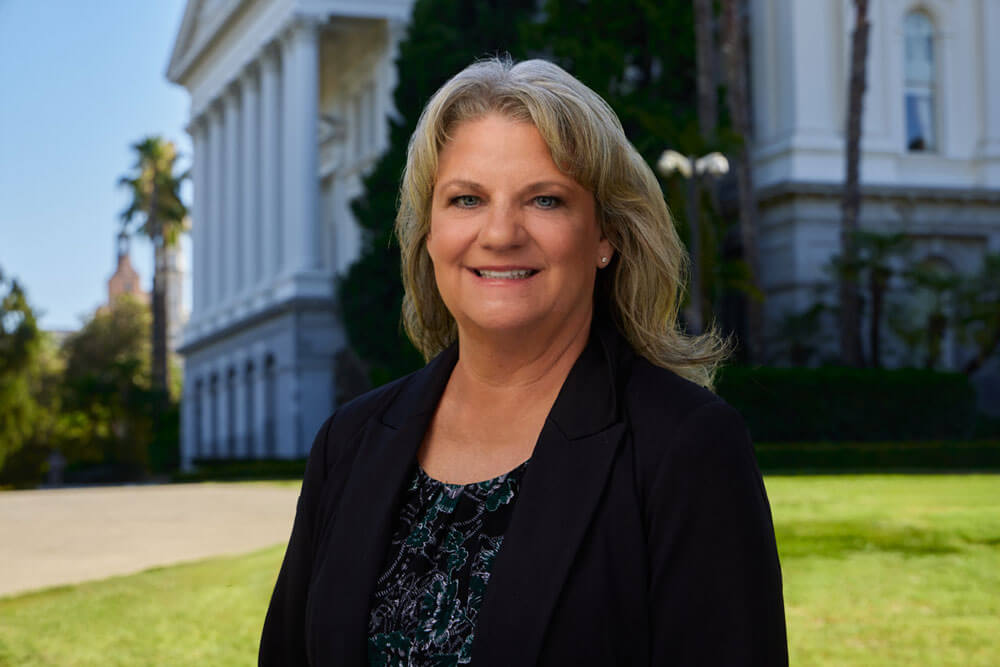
left=0, top=546, right=285, bottom=666
left=0, top=475, right=997, bottom=665
left=766, top=475, right=1000, bottom=666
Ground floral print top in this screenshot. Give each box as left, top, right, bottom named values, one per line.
left=367, top=459, right=530, bottom=666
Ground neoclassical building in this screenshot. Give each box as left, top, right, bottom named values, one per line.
left=750, top=0, right=1000, bottom=374
left=169, top=0, right=1000, bottom=468
left=167, top=0, right=412, bottom=468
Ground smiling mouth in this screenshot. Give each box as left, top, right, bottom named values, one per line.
left=474, top=269, right=539, bottom=280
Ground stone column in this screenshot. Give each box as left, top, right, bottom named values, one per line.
left=207, top=104, right=224, bottom=313
left=224, top=84, right=242, bottom=308
left=253, top=355, right=269, bottom=458
left=259, top=44, right=283, bottom=284
left=206, top=372, right=218, bottom=458
left=221, top=367, right=235, bottom=458
left=188, top=117, right=206, bottom=320
left=981, top=0, right=1000, bottom=186
left=233, top=361, right=248, bottom=458
left=280, top=17, right=322, bottom=277
left=180, top=379, right=196, bottom=471
left=241, top=65, right=261, bottom=297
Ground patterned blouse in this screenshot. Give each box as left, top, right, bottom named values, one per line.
left=367, top=459, right=530, bottom=666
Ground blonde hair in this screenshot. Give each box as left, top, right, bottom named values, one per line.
left=396, top=57, right=729, bottom=389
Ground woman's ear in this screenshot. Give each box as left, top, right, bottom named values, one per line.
left=597, top=238, right=614, bottom=268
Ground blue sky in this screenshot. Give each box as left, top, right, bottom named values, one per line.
left=0, top=0, right=191, bottom=331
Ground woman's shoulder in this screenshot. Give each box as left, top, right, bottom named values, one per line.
left=622, top=357, right=760, bottom=506
left=622, top=357, right=752, bottom=463
left=624, top=356, right=736, bottom=429
left=322, top=372, right=415, bottom=440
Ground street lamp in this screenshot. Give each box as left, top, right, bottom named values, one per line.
left=657, top=150, right=730, bottom=334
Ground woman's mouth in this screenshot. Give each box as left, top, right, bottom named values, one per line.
left=474, top=268, right=539, bottom=280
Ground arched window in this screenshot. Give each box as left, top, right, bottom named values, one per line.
left=903, top=11, right=935, bottom=151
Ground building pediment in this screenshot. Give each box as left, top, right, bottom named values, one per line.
left=166, top=0, right=246, bottom=85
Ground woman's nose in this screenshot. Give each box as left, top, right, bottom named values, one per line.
left=477, top=201, right=525, bottom=249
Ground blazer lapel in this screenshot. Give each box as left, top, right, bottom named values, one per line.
left=471, top=323, right=630, bottom=666
left=307, top=345, right=458, bottom=664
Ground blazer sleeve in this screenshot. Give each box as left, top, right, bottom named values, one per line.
left=644, top=400, right=788, bottom=666
left=258, top=414, right=336, bottom=666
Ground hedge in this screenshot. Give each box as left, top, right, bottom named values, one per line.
left=174, top=459, right=307, bottom=483
left=717, top=366, right=981, bottom=442
left=754, top=440, right=1000, bottom=473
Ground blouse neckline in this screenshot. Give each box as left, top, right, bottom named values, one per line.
left=416, top=457, right=531, bottom=489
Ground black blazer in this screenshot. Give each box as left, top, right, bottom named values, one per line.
left=260, top=322, right=788, bottom=666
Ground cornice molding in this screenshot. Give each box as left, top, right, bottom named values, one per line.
left=757, top=181, right=1000, bottom=206
left=166, top=0, right=247, bottom=85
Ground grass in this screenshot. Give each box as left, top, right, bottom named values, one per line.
left=0, top=475, right=998, bottom=665
left=767, top=475, right=1000, bottom=666
left=0, top=546, right=285, bottom=666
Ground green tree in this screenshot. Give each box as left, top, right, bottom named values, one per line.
left=955, top=253, right=1000, bottom=374
left=339, top=0, right=538, bottom=385
left=59, top=295, right=156, bottom=478
left=118, top=136, right=188, bottom=395
left=721, top=0, right=764, bottom=362
left=830, top=230, right=910, bottom=368
left=0, top=268, right=41, bottom=471
left=0, top=330, right=68, bottom=488
left=526, top=0, right=697, bottom=162
left=528, top=0, right=753, bottom=342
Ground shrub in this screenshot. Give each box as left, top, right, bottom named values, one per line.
left=718, top=365, right=978, bottom=442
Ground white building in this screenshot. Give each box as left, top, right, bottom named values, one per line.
left=750, top=0, right=1000, bottom=373
left=168, top=0, right=1000, bottom=467
left=167, top=0, right=412, bottom=468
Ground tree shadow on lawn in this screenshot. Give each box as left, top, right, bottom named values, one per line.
left=773, top=520, right=1000, bottom=559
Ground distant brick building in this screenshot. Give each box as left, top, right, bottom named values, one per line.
left=106, top=233, right=148, bottom=306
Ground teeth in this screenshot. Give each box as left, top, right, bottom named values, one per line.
left=478, top=269, right=534, bottom=279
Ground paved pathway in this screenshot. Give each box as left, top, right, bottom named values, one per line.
left=0, top=483, right=299, bottom=598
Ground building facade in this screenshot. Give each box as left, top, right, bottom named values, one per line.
left=169, top=0, right=1000, bottom=468
left=167, top=0, right=412, bottom=468
left=750, top=0, right=1000, bottom=375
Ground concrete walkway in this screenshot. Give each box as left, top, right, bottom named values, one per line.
left=0, top=483, right=300, bottom=598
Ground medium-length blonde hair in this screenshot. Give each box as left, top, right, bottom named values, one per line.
left=396, top=57, right=729, bottom=389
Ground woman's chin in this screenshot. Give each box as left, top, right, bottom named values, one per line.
left=456, top=307, right=590, bottom=344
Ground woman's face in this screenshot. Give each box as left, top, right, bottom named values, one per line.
left=426, top=113, right=613, bottom=342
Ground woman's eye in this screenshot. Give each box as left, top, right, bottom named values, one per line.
left=452, top=195, right=480, bottom=208
left=534, top=195, right=561, bottom=209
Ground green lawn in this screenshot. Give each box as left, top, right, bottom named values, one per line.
left=1, top=475, right=998, bottom=666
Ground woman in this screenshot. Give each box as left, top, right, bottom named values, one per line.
left=260, top=58, right=787, bottom=666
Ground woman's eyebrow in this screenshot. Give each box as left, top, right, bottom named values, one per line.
left=435, top=178, right=577, bottom=195
left=522, top=180, right=574, bottom=194
left=437, top=179, right=484, bottom=191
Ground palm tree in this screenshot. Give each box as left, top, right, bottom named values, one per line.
left=840, top=0, right=870, bottom=366
left=721, top=0, right=764, bottom=363
left=118, top=137, right=188, bottom=395
left=693, top=0, right=717, bottom=145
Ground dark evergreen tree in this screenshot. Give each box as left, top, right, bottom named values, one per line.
left=339, top=0, right=538, bottom=386
left=523, top=0, right=698, bottom=164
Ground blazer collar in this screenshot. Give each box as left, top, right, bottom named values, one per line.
left=471, top=319, right=631, bottom=665
left=309, top=319, right=631, bottom=665
left=380, top=317, right=631, bottom=436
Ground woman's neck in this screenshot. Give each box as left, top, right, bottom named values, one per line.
left=452, top=309, right=593, bottom=396
left=418, top=311, right=593, bottom=483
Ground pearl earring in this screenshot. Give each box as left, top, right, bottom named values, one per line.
left=601, top=257, right=608, bottom=263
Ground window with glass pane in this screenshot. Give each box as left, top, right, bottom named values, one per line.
left=904, top=11, right=935, bottom=151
